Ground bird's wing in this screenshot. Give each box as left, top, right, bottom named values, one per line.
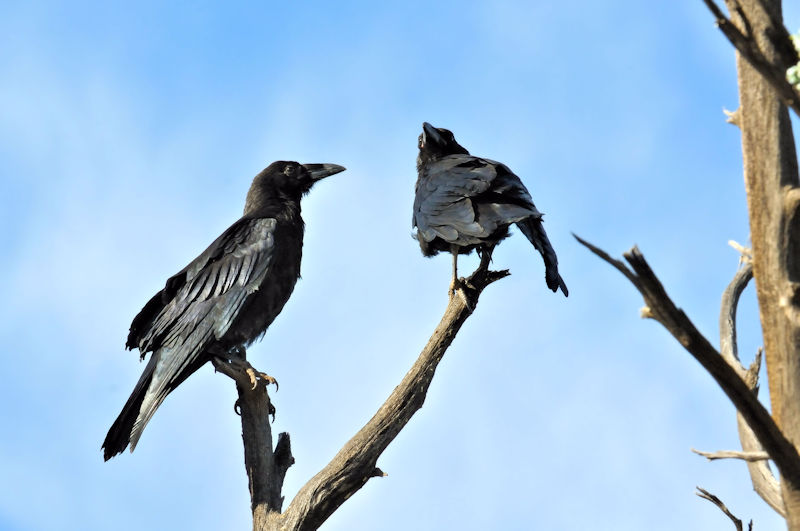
left=413, top=155, right=539, bottom=244
left=138, top=217, right=277, bottom=356
left=126, top=217, right=278, bottom=448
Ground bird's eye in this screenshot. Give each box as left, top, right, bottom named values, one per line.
left=284, top=165, right=296, bottom=176
left=418, top=134, right=424, bottom=149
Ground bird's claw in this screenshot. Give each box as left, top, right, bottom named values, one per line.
left=245, top=367, right=279, bottom=391
left=233, top=393, right=276, bottom=421
left=216, top=353, right=279, bottom=392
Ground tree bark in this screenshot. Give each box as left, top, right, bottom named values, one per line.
left=212, top=357, right=294, bottom=523
left=724, top=0, right=800, bottom=525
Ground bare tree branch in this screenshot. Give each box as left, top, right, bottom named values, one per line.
left=692, top=448, right=771, bottom=461
left=717, top=262, right=787, bottom=516
left=734, top=352, right=785, bottom=518
left=574, top=234, right=800, bottom=491
left=697, top=487, right=749, bottom=531
left=272, top=264, right=509, bottom=531
left=702, top=0, right=800, bottom=115
left=720, top=261, right=753, bottom=371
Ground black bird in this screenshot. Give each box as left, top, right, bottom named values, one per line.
left=102, top=161, right=345, bottom=460
left=413, top=122, right=567, bottom=296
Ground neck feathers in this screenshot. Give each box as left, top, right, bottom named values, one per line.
left=244, top=187, right=302, bottom=221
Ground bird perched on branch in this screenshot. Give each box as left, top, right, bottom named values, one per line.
left=413, top=122, right=567, bottom=296
left=102, top=161, right=345, bottom=461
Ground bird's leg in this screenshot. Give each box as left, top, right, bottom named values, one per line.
left=447, top=247, right=473, bottom=309
left=477, top=244, right=495, bottom=271
left=212, top=346, right=278, bottom=421
left=449, top=249, right=460, bottom=296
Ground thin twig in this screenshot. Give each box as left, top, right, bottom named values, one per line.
left=692, top=448, right=771, bottom=461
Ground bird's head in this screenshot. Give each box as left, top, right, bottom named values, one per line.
left=244, top=161, right=345, bottom=215
left=417, top=122, right=470, bottom=167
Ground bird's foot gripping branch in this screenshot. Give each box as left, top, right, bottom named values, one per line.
left=211, top=350, right=277, bottom=419
left=213, top=348, right=279, bottom=392
left=452, top=262, right=510, bottom=312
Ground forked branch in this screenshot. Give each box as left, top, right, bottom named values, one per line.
left=274, top=264, right=508, bottom=531
left=219, top=261, right=509, bottom=531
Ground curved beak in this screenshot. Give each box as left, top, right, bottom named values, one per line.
left=303, top=163, right=346, bottom=182
left=421, top=122, right=443, bottom=147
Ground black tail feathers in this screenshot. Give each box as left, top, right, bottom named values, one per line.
left=516, top=217, right=568, bottom=297
left=102, top=356, right=157, bottom=461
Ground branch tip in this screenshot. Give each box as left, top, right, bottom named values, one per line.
left=727, top=240, right=752, bottom=261
left=723, top=107, right=741, bottom=126
left=696, top=487, right=745, bottom=531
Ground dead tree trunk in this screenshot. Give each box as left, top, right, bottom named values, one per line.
left=724, top=0, right=800, bottom=524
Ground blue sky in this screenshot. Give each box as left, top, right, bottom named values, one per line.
left=1, top=1, right=799, bottom=529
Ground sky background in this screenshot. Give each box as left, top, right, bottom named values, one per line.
left=2, top=1, right=799, bottom=530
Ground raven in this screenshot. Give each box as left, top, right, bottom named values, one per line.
left=102, top=161, right=345, bottom=461
left=413, top=122, right=567, bottom=296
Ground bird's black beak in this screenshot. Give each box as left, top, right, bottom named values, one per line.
left=303, top=163, right=346, bottom=182
left=421, top=122, right=444, bottom=148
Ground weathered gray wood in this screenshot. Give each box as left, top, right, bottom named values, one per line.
left=719, top=262, right=753, bottom=374
left=692, top=448, right=770, bottom=462
left=717, top=262, right=786, bottom=516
